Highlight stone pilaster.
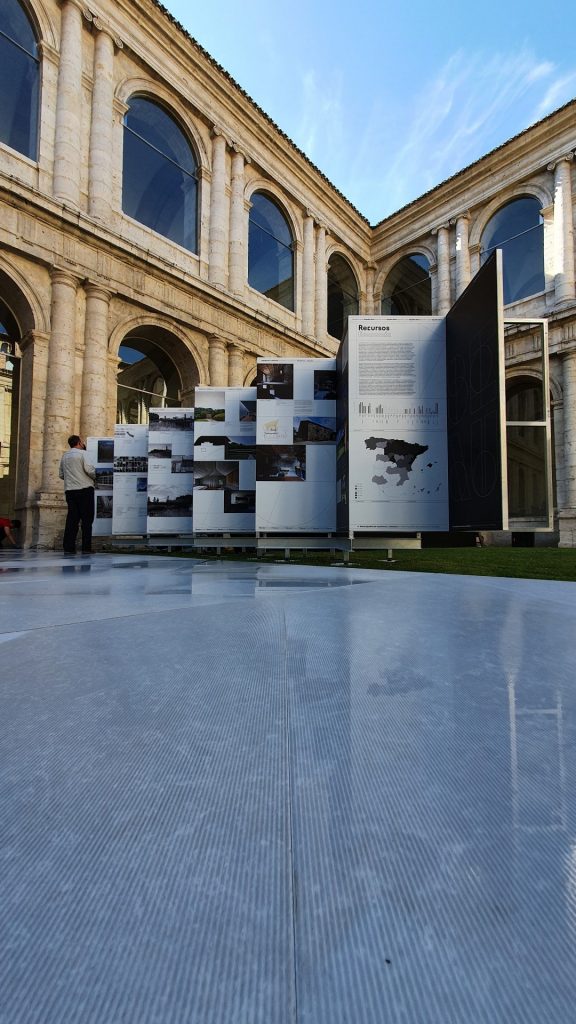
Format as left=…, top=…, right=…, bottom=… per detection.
left=88, top=22, right=121, bottom=221
left=434, top=224, right=451, bottom=315
left=53, top=0, right=85, bottom=206
left=228, top=344, right=244, bottom=387
left=208, top=336, right=228, bottom=387
left=14, top=331, right=50, bottom=545
left=208, top=129, right=229, bottom=287
left=229, top=149, right=247, bottom=297
left=559, top=348, right=576, bottom=546
left=454, top=214, right=471, bottom=298
left=549, top=155, right=575, bottom=306
left=315, top=224, right=327, bottom=342
left=80, top=284, right=111, bottom=437
left=302, top=212, right=315, bottom=336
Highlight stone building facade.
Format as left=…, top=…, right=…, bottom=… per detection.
left=0, top=0, right=575, bottom=546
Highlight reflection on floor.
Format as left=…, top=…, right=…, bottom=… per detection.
left=1, top=552, right=576, bottom=1023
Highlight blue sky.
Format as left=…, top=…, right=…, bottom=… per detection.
left=163, top=0, right=576, bottom=224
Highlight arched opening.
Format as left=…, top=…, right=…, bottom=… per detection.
left=381, top=253, right=431, bottom=315
left=248, top=192, right=294, bottom=310
left=0, top=296, right=21, bottom=516
left=327, top=254, right=359, bottom=340
left=122, top=96, right=198, bottom=251
left=0, top=0, right=40, bottom=160
left=116, top=326, right=200, bottom=424
left=481, top=197, right=544, bottom=304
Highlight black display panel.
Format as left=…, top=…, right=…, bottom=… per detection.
left=336, top=332, right=350, bottom=532
left=445, top=251, right=507, bottom=531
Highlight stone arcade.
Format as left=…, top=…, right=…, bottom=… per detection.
left=1, top=0, right=575, bottom=546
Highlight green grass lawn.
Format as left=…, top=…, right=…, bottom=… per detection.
left=190, top=546, right=576, bottom=582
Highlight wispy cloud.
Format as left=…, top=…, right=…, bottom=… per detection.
left=339, top=49, right=576, bottom=221
left=294, top=69, right=345, bottom=165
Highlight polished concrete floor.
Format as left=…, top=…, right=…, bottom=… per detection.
left=1, top=551, right=576, bottom=1023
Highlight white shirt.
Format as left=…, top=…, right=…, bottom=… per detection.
left=59, top=448, right=96, bottom=490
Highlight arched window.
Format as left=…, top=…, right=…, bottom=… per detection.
left=0, top=0, right=40, bottom=159
left=327, top=254, right=359, bottom=340
left=481, top=197, right=544, bottom=304
left=381, top=254, right=431, bottom=315
left=123, top=97, right=198, bottom=251
left=248, top=193, right=294, bottom=310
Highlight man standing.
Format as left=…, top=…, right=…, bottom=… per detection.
left=59, top=435, right=96, bottom=554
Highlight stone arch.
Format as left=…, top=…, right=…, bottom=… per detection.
left=325, top=246, right=363, bottom=296
left=245, top=179, right=302, bottom=247
left=20, top=0, right=58, bottom=51
left=109, top=314, right=208, bottom=395
left=0, top=256, right=47, bottom=338
left=469, top=184, right=552, bottom=249
left=116, top=76, right=210, bottom=169
left=374, top=245, right=436, bottom=298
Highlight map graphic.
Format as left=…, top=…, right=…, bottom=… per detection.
left=364, top=436, right=430, bottom=486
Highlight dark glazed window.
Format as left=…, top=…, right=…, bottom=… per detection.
left=327, top=254, right=359, bottom=340
left=381, top=254, right=431, bottom=315
left=123, top=97, right=198, bottom=251
left=248, top=193, right=294, bottom=310
left=0, top=0, right=39, bottom=159
left=481, top=197, right=544, bottom=304
left=506, top=377, right=544, bottom=422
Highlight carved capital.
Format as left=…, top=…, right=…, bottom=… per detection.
left=547, top=152, right=575, bottom=173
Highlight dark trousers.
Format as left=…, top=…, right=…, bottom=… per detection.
left=63, top=488, right=95, bottom=553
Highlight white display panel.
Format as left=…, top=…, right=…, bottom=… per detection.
left=346, top=317, right=449, bottom=531
left=147, top=409, right=194, bottom=534
left=256, top=358, right=337, bottom=532
left=86, top=436, right=114, bottom=536
left=112, top=424, right=149, bottom=535
left=193, top=388, right=256, bottom=532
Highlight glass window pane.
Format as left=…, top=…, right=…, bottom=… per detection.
left=507, top=424, right=548, bottom=518
left=250, top=193, right=292, bottom=247
left=327, top=254, right=359, bottom=340
left=123, top=98, right=197, bottom=252
left=381, top=254, right=431, bottom=315
left=2, top=0, right=37, bottom=54
left=125, top=98, right=195, bottom=174
left=506, top=379, right=543, bottom=421
left=0, top=1, right=39, bottom=159
left=481, top=198, right=544, bottom=304
left=248, top=194, right=294, bottom=310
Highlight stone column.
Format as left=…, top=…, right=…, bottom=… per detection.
left=302, top=212, right=315, bottom=336
left=228, top=344, right=244, bottom=387
left=209, top=129, right=229, bottom=287
left=41, top=270, right=79, bottom=493
left=549, top=155, right=575, bottom=305
left=454, top=214, right=471, bottom=298
left=15, top=332, right=50, bottom=536
left=434, top=224, right=451, bottom=315
left=53, top=0, right=84, bottom=206
left=315, top=224, right=327, bottom=342
left=365, top=264, right=377, bottom=315
left=208, top=336, right=228, bottom=387
left=88, top=23, right=120, bottom=221
left=559, top=348, right=576, bottom=546
left=80, top=284, right=111, bottom=437
left=229, top=149, right=247, bottom=297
